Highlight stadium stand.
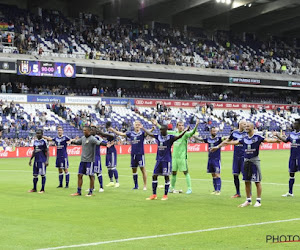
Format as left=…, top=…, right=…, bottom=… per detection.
left=1, top=4, right=300, bottom=75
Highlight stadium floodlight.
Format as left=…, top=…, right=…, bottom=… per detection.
left=221, top=0, right=226, bottom=3
left=216, top=0, right=221, bottom=2
left=226, top=0, right=231, bottom=4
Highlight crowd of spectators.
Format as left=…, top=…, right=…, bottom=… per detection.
left=1, top=4, right=299, bottom=75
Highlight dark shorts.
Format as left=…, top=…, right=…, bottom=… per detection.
left=289, top=158, right=300, bottom=173
left=56, top=158, right=69, bottom=169
left=106, top=152, right=117, bottom=168
left=94, top=157, right=102, bottom=174
left=78, top=162, right=94, bottom=176
left=153, top=161, right=172, bottom=176
left=131, top=154, right=145, bottom=168
left=207, top=159, right=221, bottom=174
left=232, top=157, right=244, bottom=175
left=33, top=162, right=47, bottom=176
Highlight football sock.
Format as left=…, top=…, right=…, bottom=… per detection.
left=256, top=198, right=261, bottom=204
left=234, top=175, right=240, bottom=195
left=41, top=175, right=46, bottom=191
left=152, top=181, right=158, bottom=195
left=65, top=173, right=70, bottom=187
left=289, top=177, right=295, bottom=194
left=213, top=178, right=217, bottom=191
left=216, top=177, right=221, bottom=192
left=33, top=176, right=38, bottom=190
left=114, top=169, right=119, bottom=183
left=108, top=169, right=114, bottom=182
left=59, top=173, right=63, bottom=186
left=247, top=197, right=252, bottom=203
left=133, top=173, right=138, bottom=188
left=171, top=174, right=177, bottom=189
left=164, top=181, right=170, bottom=196
left=98, top=174, right=103, bottom=188
left=77, top=187, right=81, bottom=194
left=185, top=173, right=192, bottom=190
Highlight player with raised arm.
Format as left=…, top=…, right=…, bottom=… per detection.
left=99, top=122, right=120, bottom=188
left=211, top=122, right=280, bottom=207
left=273, top=119, right=300, bottom=197
left=152, top=118, right=200, bottom=194
left=194, top=127, right=224, bottom=195
left=142, top=124, right=189, bottom=201
left=70, top=126, right=109, bottom=197
left=28, top=129, right=49, bottom=193
left=43, top=126, right=71, bottom=188
left=108, top=120, right=149, bottom=190
left=224, top=120, right=247, bottom=198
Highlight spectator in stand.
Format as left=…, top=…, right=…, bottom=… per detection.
left=99, top=87, right=104, bottom=97
left=117, top=88, right=122, bottom=98
left=92, top=86, right=98, bottom=96
left=1, top=83, right=6, bottom=93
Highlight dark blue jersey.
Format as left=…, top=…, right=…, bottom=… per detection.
left=53, top=136, right=70, bottom=159
left=33, top=139, right=48, bottom=162
left=204, top=137, right=223, bottom=160
left=154, top=134, right=175, bottom=162
left=287, top=132, right=300, bottom=159
left=228, top=130, right=247, bottom=158
left=126, top=130, right=145, bottom=155
left=239, top=134, right=265, bottom=159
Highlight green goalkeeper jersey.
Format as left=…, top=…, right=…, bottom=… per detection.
left=167, top=126, right=197, bottom=159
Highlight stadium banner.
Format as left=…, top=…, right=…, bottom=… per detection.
left=65, top=96, right=101, bottom=104
left=27, top=95, right=65, bottom=103
left=229, top=77, right=261, bottom=85
left=0, top=143, right=291, bottom=158
left=0, top=93, right=27, bottom=102
left=288, top=81, right=300, bottom=87
left=134, top=99, right=295, bottom=110
left=102, top=98, right=135, bottom=105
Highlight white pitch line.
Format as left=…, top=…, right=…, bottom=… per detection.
left=0, top=169, right=298, bottom=187
left=37, top=218, right=300, bottom=250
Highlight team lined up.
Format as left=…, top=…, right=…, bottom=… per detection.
left=28, top=119, right=300, bottom=205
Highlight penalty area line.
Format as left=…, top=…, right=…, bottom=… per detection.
left=37, top=218, right=300, bottom=250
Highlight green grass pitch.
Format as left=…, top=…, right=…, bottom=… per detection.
left=1, top=150, right=300, bottom=249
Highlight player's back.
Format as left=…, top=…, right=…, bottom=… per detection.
left=94, top=135, right=102, bottom=159
left=106, top=133, right=117, bottom=155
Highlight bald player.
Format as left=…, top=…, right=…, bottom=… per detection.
left=224, top=120, right=247, bottom=198
left=211, top=122, right=280, bottom=207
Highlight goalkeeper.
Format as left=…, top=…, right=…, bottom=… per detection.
left=151, top=118, right=200, bottom=194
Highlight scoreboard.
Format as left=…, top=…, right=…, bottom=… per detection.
left=17, top=60, right=76, bottom=78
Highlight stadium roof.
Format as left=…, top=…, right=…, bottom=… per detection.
left=98, top=0, right=300, bottom=37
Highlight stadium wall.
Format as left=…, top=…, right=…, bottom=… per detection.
left=0, top=93, right=298, bottom=110
left=0, top=143, right=291, bottom=159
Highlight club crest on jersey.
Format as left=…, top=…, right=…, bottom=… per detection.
left=247, top=144, right=251, bottom=150
left=210, top=143, right=214, bottom=148
left=134, top=137, right=137, bottom=140
left=293, top=139, right=296, bottom=144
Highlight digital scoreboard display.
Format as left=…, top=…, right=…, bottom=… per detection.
left=17, top=60, right=76, bottom=78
